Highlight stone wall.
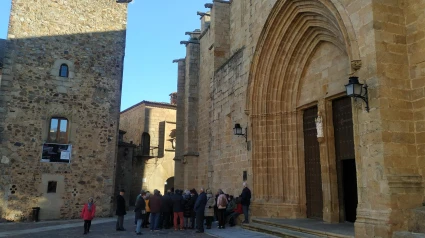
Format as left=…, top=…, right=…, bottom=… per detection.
left=0, top=0, right=128, bottom=221
left=119, top=102, right=176, bottom=196
left=175, top=0, right=425, bottom=237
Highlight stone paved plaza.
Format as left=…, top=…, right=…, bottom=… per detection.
left=0, top=214, right=275, bottom=238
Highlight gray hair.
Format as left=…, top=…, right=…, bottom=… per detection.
left=243, top=182, right=247, bottom=187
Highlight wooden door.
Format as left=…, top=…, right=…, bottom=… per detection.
left=303, top=106, right=323, bottom=219
left=333, top=97, right=358, bottom=222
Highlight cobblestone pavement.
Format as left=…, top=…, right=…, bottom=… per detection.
left=0, top=215, right=274, bottom=238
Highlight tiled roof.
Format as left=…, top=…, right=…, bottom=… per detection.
left=121, top=100, right=176, bottom=114
left=0, top=39, right=6, bottom=69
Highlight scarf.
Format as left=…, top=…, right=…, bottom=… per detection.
left=88, top=202, right=93, bottom=211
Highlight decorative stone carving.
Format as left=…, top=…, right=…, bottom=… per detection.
left=315, top=113, right=324, bottom=138
left=351, top=60, right=362, bottom=71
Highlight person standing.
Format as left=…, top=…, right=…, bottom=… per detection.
left=194, top=187, right=207, bottom=233
left=216, top=190, right=228, bottom=229
left=142, top=193, right=151, bottom=228
left=116, top=189, right=126, bottom=231
left=189, top=189, right=198, bottom=229
left=240, top=182, right=252, bottom=223
left=135, top=192, right=147, bottom=235
left=204, top=189, right=215, bottom=229
left=134, top=190, right=144, bottom=225
left=172, top=189, right=184, bottom=231
left=81, top=197, right=96, bottom=235
left=149, top=189, right=162, bottom=231
left=161, top=190, right=173, bottom=229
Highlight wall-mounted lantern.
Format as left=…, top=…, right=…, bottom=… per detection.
left=345, top=76, right=369, bottom=112
left=233, top=123, right=247, bottom=142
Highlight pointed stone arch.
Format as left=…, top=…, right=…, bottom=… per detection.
left=246, top=0, right=360, bottom=219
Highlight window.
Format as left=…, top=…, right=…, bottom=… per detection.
left=48, top=117, right=69, bottom=144
left=141, top=132, right=150, bottom=156
left=59, top=64, right=69, bottom=77
left=47, top=181, right=57, bottom=193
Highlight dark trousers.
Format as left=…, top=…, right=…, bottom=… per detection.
left=142, top=212, right=150, bottom=227
left=196, top=211, right=205, bottom=232
left=162, top=212, right=171, bottom=229
left=217, top=209, right=226, bottom=228
left=229, top=212, right=240, bottom=226
left=116, top=215, right=124, bottom=230
left=243, top=205, right=249, bottom=222
left=190, top=214, right=196, bottom=229
left=84, top=220, right=92, bottom=233
left=205, top=216, right=213, bottom=228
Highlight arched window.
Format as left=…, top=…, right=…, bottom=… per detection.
left=141, top=132, right=150, bottom=156
left=48, top=117, right=69, bottom=144
left=59, top=64, right=69, bottom=77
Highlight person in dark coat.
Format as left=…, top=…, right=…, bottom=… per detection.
left=172, top=189, right=184, bottom=230
left=135, top=192, right=147, bottom=235
left=240, top=182, right=252, bottom=223
left=194, top=187, right=207, bottom=233
left=189, top=189, right=198, bottom=229
left=182, top=190, right=192, bottom=229
left=115, top=189, right=126, bottom=231
left=160, top=190, right=173, bottom=229
left=149, top=189, right=162, bottom=231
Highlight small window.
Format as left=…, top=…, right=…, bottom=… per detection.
left=141, top=132, right=150, bottom=156
left=47, top=181, right=57, bottom=193
left=59, top=64, right=69, bottom=77
left=48, top=117, right=69, bottom=144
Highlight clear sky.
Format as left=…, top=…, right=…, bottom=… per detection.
left=0, top=0, right=207, bottom=111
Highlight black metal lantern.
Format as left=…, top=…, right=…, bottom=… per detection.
left=345, top=76, right=369, bottom=112
left=233, top=123, right=247, bottom=141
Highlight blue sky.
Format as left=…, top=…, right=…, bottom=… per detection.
left=0, top=0, right=206, bottom=111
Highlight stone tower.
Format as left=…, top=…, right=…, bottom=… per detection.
left=0, top=0, right=130, bottom=221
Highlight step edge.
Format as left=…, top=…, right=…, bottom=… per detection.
left=242, top=223, right=317, bottom=238
left=252, top=219, right=353, bottom=238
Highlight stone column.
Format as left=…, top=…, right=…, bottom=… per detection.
left=173, top=58, right=185, bottom=188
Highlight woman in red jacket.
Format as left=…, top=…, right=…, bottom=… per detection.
left=81, top=197, right=96, bottom=235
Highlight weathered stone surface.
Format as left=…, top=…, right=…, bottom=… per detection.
left=119, top=101, right=176, bottom=198
left=0, top=0, right=128, bottom=221
left=175, top=0, right=425, bottom=237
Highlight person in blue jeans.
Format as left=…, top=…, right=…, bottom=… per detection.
left=134, top=192, right=146, bottom=235
left=148, top=189, right=162, bottom=231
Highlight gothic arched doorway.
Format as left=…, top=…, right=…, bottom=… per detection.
left=246, top=0, right=361, bottom=223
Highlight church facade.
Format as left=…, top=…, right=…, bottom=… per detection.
left=174, top=0, right=425, bottom=237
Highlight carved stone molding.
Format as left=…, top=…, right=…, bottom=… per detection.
left=351, top=60, right=362, bottom=71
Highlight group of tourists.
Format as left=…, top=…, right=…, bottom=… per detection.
left=79, top=182, right=251, bottom=235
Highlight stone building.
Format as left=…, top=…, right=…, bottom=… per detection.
left=0, top=0, right=130, bottom=221
left=0, top=39, right=5, bottom=81
left=119, top=99, right=176, bottom=205
left=175, top=0, right=425, bottom=237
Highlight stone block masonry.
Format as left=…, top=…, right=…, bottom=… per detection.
left=0, top=0, right=129, bottom=221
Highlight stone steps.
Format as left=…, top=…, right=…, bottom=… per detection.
left=242, top=218, right=353, bottom=238
left=242, top=222, right=320, bottom=238
left=393, top=231, right=425, bottom=238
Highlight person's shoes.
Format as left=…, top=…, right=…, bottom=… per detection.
left=83, top=232, right=87, bottom=235
left=116, top=228, right=126, bottom=231
left=218, top=226, right=222, bottom=229
left=242, top=221, right=249, bottom=224
left=150, top=230, right=154, bottom=232
left=195, top=230, right=204, bottom=233
left=222, top=226, right=225, bottom=229
left=136, top=232, right=142, bottom=235
left=206, top=226, right=211, bottom=229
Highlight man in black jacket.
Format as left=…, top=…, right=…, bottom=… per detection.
left=116, top=189, right=127, bottom=231
left=160, top=190, right=173, bottom=229
left=194, top=187, right=207, bottom=233
left=240, top=182, right=251, bottom=223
